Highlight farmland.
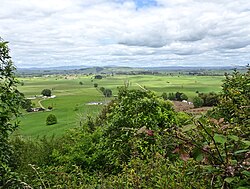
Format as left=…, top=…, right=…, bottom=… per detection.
left=15, top=73, right=224, bottom=138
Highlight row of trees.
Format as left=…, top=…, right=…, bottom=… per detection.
left=161, top=91, right=188, bottom=101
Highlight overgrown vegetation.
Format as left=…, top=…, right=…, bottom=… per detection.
left=0, top=38, right=24, bottom=187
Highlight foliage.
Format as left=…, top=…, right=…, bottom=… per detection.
left=98, top=87, right=183, bottom=172
left=103, top=88, right=112, bottom=97
left=198, top=92, right=219, bottom=106
left=174, top=116, right=250, bottom=188
left=46, top=114, right=57, bottom=125
left=168, top=92, right=175, bottom=100
left=0, top=38, right=24, bottom=187
left=41, top=88, right=51, bottom=97
left=215, top=69, right=250, bottom=126
left=180, top=93, right=188, bottom=101
left=161, top=92, right=168, bottom=100
left=99, top=86, right=105, bottom=92
left=21, top=98, right=32, bottom=111
left=162, top=92, right=188, bottom=101
left=173, top=70, right=250, bottom=188
left=193, top=96, right=204, bottom=108
left=93, top=83, right=98, bottom=87
left=79, top=81, right=83, bottom=85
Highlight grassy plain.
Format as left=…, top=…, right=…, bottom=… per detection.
left=15, top=74, right=224, bottom=137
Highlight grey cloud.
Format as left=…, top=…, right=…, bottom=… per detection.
left=1, top=0, right=250, bottom=68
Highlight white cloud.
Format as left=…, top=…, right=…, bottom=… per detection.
left=0, top=0, right=250, bottom=68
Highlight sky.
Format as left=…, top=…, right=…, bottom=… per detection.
left=0, top=0, right=250, bottom=68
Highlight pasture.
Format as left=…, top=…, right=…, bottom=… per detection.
left=15, top=74, right=224, bottom=137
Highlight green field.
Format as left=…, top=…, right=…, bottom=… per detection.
left=15, top=74, right=224, bottom=137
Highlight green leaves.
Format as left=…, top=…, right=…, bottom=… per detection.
left=213, top=134, right=227, bottom=145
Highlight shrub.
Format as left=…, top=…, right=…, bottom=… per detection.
left=193, top=96, right=204, bottom=108
left=94, top=83, right=98, bottom=88
left=46, top=114, right=57, bottom=125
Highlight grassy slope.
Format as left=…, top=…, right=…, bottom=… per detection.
left=15, top=74, right=223, bottom=137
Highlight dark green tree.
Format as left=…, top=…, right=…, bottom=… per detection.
left=103, top=88, right=112, bottom=97
left=99, top=87, right=105, bottom=92
left=180, top=93, right=188, bottom=101
left=0, top=38, right=24, bottom=187
left=41, top=89, right=52, bottom=97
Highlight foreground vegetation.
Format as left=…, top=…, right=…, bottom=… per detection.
left=1, top=38, right=249, bottom=188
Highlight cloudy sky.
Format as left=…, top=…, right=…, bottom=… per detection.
left=1, top=0, right=250, bottom=68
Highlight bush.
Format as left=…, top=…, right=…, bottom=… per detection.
left=46, top=114, right=57, bottom=125
left=48, top=106, right=53, bottom=110
left=93, top=83, right=98, bottom=88
left=41, top=89, right=52, bottom=97
left=193, top=96, right=204, bottom=108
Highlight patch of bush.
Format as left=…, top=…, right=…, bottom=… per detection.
left=193, top=96, right=204, bottom=108
left=46, top=114, right=57, bottom=125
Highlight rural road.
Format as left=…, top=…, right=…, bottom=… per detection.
left=136, top=83, right=147, bottom=91
left=38, top=99, right=46, bottom=109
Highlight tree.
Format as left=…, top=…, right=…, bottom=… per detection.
left=168, top=92, right=175, bottom=100
left=103, top=88, right=112, bottom=97
left=46, top=114, right=57, bottom=125
left=0, top=38, right=24, bottom=186
left=198, top=92, right=219, bottom=106
left=21, top=98, right=32, bottom=111
left=99, top=88, right=181, bottom=171
left=94, top=83, right=98, bottom=88
left=175, top=92, right=183, bottom=101
left=216, top=69, right=250, bottom=126
left=180, top=93, right=188, bottom=101
left=79, top=81, right=83, bottom=85
left=99, top=87, right=105, bottom=92
left=94, top=75, right=102, bottom=79
left=41, top=89, right=52, bottom=97
left=193, top=96, right=204, bottom=108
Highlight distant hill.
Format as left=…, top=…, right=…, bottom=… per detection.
left=16, top=65, right=247, bottom=76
